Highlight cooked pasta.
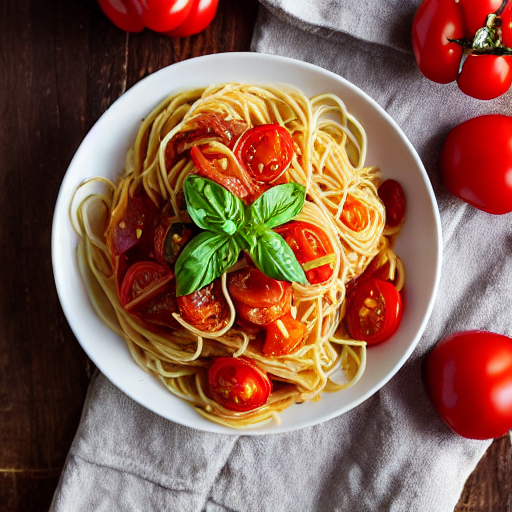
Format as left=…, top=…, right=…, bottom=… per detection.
left=72, top=83, right=405, bottom=428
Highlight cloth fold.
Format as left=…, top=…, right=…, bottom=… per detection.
left=51, top=1, right=512, bottom=511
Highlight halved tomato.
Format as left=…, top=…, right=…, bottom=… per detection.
left=263, top=313, right=308, bottom=357
left=208, top=356, right=272, bottom=412
left=345, top=277, right=402, bottom=345
left=177, top=279, right=229, bottom=332
left=235, top=124, right=295, bottom=183
left=341, top=195, right=368, bottom=232
left=228, top=266, right=292, bottom=326
left=275, top=221, right=335, bottom=284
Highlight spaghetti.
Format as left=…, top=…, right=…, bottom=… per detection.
left=72, top=83, right=405, bottom=428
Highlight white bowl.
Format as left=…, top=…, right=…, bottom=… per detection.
left=52, top=53, right=442, bottom=434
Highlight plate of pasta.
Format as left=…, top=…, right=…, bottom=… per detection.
left=52, top=53, right=442, bottom=434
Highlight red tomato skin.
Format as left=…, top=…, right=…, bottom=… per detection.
left=345, top=278, right=403, bottom=346
left=166, top=0, right=219, bottom=37
left=208, top=357, right=272, bottom=412
left=440, top=115, right=512, bottom=215
left=275, top=221, right=335, bottom=284
left=97, top=0, right=145, bottom=32
left=424, top=330, right=512, bottom=439
left=235, top=124, right=295, bottom=183
left=412, top=0, right=465, bottom=84
left=459, top=0, right=503, bottom=38
left=378, top=179, right=406, bottom=228
left=134, top=0, right=194, bottom=33
left=263, top=313, right=308, bottom=357
left=457, top=54, right=512, bottom=100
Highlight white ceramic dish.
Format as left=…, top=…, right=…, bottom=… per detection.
left=52, top=52, right=442, bottom=434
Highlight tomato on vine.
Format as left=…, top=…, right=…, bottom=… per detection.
left=412, top=0, right=512, bottom=100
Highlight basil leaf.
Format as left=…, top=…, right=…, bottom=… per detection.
left=175, top=231, right=240, bottom=296
left=184, top=175, right=245, bottom=236
left=249, top=183, right=305, bottom=229
left=248, top=228, right=307, bottom=285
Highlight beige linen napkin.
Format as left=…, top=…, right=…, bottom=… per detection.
left=51, top=1, right=512, bottom=511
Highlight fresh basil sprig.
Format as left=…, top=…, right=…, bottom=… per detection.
left=175, top=175, right=307, bottom=296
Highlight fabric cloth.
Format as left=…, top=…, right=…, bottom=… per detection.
left=51, top=1, right=512, bottom=511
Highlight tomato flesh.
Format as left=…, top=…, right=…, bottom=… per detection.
left=235, top=124, right=295, bottom=183
left=424, top=330, right=512, bottom=439
left=378, top=179, right=406, bottom=228
left=177, top=279, right=229, bottom=332
left=208, top=357, right=272, bottom=412
left=345, top=277, right=402, bottom=345
left=263, top=313, right=308, bottom=357
left=440, top=115, right=512, bottom=215
left=341, top=196, right=368, bottom=232
left=275, top=221, right=335, bottom=284
left=228, top=266, right=292, bottom=326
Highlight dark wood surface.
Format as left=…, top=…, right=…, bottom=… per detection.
left=0, top=1, right=509, bottom=511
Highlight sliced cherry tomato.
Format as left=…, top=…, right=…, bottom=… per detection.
left=208, top=357, right=272, bottom=412
left=119, top=261, right=174, bottom=310
left=154, top=213, right=195, bottom=268
left=440, top=115, right=512, bottom=214
left=457, top=54, right=512, bottom=100
left=165, top=114, right=247, bottom=169
left=228, top=266, right=292, bottom=326
left=424, top=330, right=512, bottom=439
left=235, top=124, right=295, bottom=183
left=275, top=221, right=335, bottom=285
left=109, top=187, right=159, bottom=257
left=166, top=0, right=219, bottom=37
left=341, top=195, right=368, bottom=232
left=345, top=277, right=402, bottom=346
left=412, top=0, right=465, bottom=84
left=263, top=313, right=308, bottom=357
left=190, top=145, right=255, bottom=201
left=378, top=179, right=406, bottom=228
left=177, top=279, right=229, bottom=332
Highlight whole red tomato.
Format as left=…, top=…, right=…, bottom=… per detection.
left=424, top=330, right=512, bottom=439
left=457, top=54, right=512, bottom=100
left=166, top=0, right=219, bottom=37
left=440, top=115, right=512, bottom=214
left=412, top=0, right=465, bottom=84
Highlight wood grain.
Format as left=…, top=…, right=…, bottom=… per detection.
left=0, top=0, right=509, bottom=511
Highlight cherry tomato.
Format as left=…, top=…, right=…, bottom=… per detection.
left=119, top=261, right=174, bottom=309
left=345, top=277, right=402, bottom=345
left=424, top=330, right=512, bottom=439
left=154, top=214, right=195, bottom=267
left=440, top=115, right=512, bottom=214
left=97, top=0, right=145, bottom=32
left=190, top=145, right=254, bottom=201
left=457, top=54, right=512, bottom=100
left=378, top=179, right=406, bottom=228
left=412, top=0, right=465, bottom=84
left=166, top=0, right=219, bottom=37
left=228, top=266, right=292, bottom=326
left=235, top=124, right=295, bottom=183
left=275, top=221, right=335, bottom=284
left=263, top=313, right=308, bottom=357
left=459, top=0, right=508, bottom=40
left=341, top=196, right=368, bottom=232
left=208, top=357, right=273, bottom=412
left=109, top=187, right=159, bottom=257
left=177, top=279, right=229, bottom=332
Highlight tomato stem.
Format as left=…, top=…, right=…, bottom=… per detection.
left=496, top=0, right=509, bottom=17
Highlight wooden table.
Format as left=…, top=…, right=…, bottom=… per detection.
left=0, top=1, right=510, bottom=510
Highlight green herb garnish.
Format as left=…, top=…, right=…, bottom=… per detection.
left=175, top=175, right=307, bottom=296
